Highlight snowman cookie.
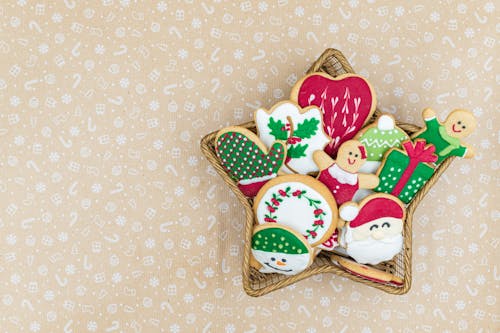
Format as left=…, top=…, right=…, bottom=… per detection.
left=338, top=193, right=405, bottom=265
left=251, top=224, right=314, bottom=275
left=215, top=126, right=287, bottom=197
left=412, top=108, right=477, bottom=164
left=253, top=174, right=338, bottom=246
left=331, top=254, right=403, bottom=286
left=354, top=114, right=409, bottom=173
left=255, top=100, right=331, bottom=174
left=314, top=140, right=379, bottom=206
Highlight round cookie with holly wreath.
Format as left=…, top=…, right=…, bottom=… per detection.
left=253, top=174, right=338, bottom=246
left=250, top=224, right=314, bottom=275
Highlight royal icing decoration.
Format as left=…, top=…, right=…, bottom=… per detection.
left=331, top=254, right=403, bottom=286
left=314, top=140, right=379, bottom=206
left=355, top=114, right=409, bottom=173
left=316, top=229, right=339, bottom=251
left=412, top=108, right=477, bottom=164
left=251, top=224, right=313, bottom=275
left=375, top=140, right=437, bottom=204
left=255, top=101, right=331, bottom=174
left=253, top=175, right=337, bottom=246
left=215, top=126, right=286, bottom=197
left=291, top=72, right=376, bottom=157
left=338, top=194, right=405, bottom=265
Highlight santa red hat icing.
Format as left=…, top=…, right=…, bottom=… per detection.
left=349, top=197, right=404, bottom=228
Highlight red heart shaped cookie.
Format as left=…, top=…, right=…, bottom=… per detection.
left=291, top=73, right=376, bottom=157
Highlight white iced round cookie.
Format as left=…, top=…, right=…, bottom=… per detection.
left=251, top=224, right=313, bottom=275
left=253, top=174, right=338, bottom=246
left=255, top=100, right=331, bottom=174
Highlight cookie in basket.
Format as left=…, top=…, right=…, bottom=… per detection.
left=255, top=100, right=331, bottom=174
left=313, top=140, right=379, bottom=206
left=338, top=193, right=405, bottom=265
left=374, top=139, right=437, bottom=204
left=215, top=126, right=286, bottom=197
left=355, top=114, right=409, bottom=173
left=412, top=108, right=477, bottom=164
left=290, top=72, right=377, bottom=157
left=250, top=224, right=314, bottom=275
left=331, top=254, right=403, bottom=286
left=253, top=174, right=337, bottom=247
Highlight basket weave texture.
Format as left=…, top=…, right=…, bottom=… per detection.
left=200, top=49, right=454, bottom=296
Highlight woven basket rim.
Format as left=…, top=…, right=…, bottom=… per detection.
left=200, top=48, right=454, bottom=296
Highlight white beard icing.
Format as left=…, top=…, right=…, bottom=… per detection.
left=343, top=226, right=403, bottom=265
left=328, top=163, right=357, bottom=185
left=252, top=249, right=310, bottom=275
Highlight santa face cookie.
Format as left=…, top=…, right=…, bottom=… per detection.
left=291, top=72, right=377, bottom=157
left=251, top=224, right=313, bottom=275
left=255, top=100, right=331, bottom=174
left=313, top=140, right=379, bottom=206
left=215, top=126, right=286, bottom=197
left=338, top=193, right=405, bottom=265
left=354, top=114, right=409, bottom=173
left=253, top=174, right=338, bottom=247
left=412, top=108, right=477, bottom=164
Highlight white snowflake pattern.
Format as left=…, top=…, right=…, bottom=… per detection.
left=393, top=87, right=404, bottom=97
left=183, top=293, right=194, bottom=303
left=203, top=267, right=214, bottom=278
left=69, top=126, right=80, bottom=136
left=38, top=44, right=49, bottom=54
left=10, top=95, right=20, bottom=107
left=258, top=1, right=268, bottom=12
left=49, top=152, right=60, bottom=162
left=10, top=273, right=21, bottom=285
left=111, top=272, right=122, bottom=283
left=116, top=134, right=127, bottom=145
left=191, top=18, right=201, bottom=29
left=328, top=23, right=339, bottom=33
left=394, top=6, right=405, bottom=16
left=91, top=183, right=102, bottom=193
left=170, top=324, right=180, bottom=333
left=94, top=44, right=105, bottom=55
left=30, top=321, right=41, bottom=332
left=348, top=0, right=359, bottom=8
left=149, top=276, right=160, bottom=287
left=51, top=12, right=63, bottom=23
left=464, top=28, right=475, bottom=38
left=178, top=49, right=188, bottom=59
left=174, top=186, right=184, bottom=196
left=153, top=140, right=164, bottom=150
left=484, top=2, right=494, bottom=13
left=61, top=94, right=72, bottom=104
left=430, top=11, right=440, bottom=22
left=6, top=234, right=17, bottom=245
left=233, top=49, right=244, bottom=60
left=14, top=136, right=25, bottom=145
left=57, top=232, right=68, bottom=242
left=115, top=216, right=126, bottom=226
left=35, top=182, right=47, bottom=193
left=257, top=82, right=268, bottom=93
left=187, top=156, right=198, bottom=166
left=196, top=235, right=206, bottom=246
left=119, top=78, right=130, bottom=88
left=157, top=1, right=168, bottom=12
left=200, top=98, right=211, bottom=109
left=87, top=321, right=98, bottom=332
left=149, top=100, right=160, bottom=111
left=295, top=6, right=304, bottom=17
left=475, top=274, right=485, bottom=285
left=145, top=238, right=156, bottom=249
left=451, top=58, right=461, bottom=68
left=65, top=264, right=76, bottom=275
left=370, top=54, right=380, bottom=64
left=225, top=324, right=236, bottom=333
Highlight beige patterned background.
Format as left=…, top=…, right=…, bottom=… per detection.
left=0, top=1, right=498, bottom=332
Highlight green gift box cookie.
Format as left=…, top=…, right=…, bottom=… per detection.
left=375, top=140, right=437, bottom=204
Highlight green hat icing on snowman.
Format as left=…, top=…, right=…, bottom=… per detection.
left=358, top=115, right=409, bottom=161
left=252, top=227, right=308, bottom=254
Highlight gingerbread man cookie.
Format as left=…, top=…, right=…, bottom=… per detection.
left=314, top=140, right=379, bottom=206
left=255, top=100, right=331, bottom=174
left=338, top=193, right=405, bottom=265
left=412, top=108, right=477, bottom=164
left=215, top=126, right=286, bottom=197
left=250, top=224, right=313, bottom=275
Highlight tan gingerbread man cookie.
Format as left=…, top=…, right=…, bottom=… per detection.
left=313, top=140, right=379, bottom=206
left=412, top=108, right=477, bottom=164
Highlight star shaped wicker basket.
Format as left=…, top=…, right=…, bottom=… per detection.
left=201, top=49, right=454, bottom=296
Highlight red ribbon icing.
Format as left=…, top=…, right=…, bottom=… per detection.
left=391, top=140, right=437, bottom=196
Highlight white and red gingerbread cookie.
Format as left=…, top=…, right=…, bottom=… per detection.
left=338, top=193, right=405, bottom=265
left=255, top=100, right=331, bottom=174
left=291, top=72, right=377, bottom=157
left=313, top=140, right=379, bottom=206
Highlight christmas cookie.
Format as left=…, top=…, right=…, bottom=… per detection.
left=254, top=174, right=338, bottom=247
left=215, top=126, right=286, bottom=197
left=314, top=140, right=379, bottom=206
left=374, top=139, right=437, bottom=204
left=290, top=72, right=377, bottom=157
left=412, top=108, right=477, bottom=164
left=331, top=254, right=403, bottom=286
left=255, top=100, right=331, bottom=174
left=316, top=229, right=339, bottom=252
left=338, top=193, right=405, bottom=265
left=251, top=224, right=313, bottom=275
left=354, top=114, right=409, bottom=173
